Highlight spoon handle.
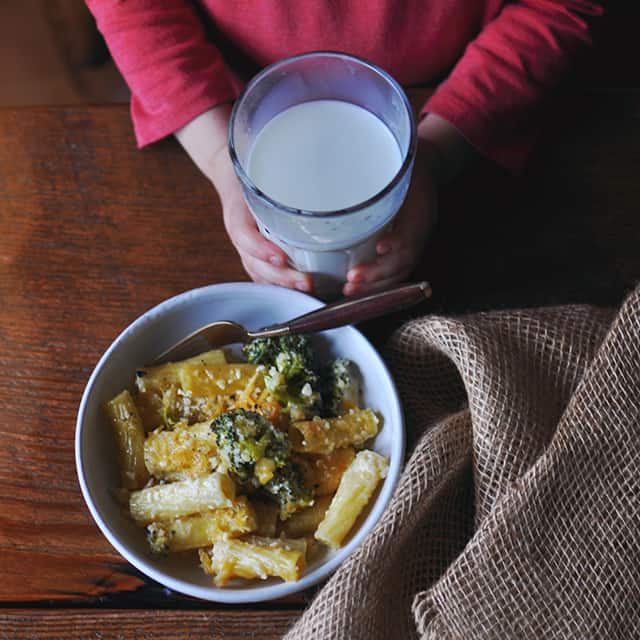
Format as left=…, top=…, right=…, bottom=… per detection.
left=255, top=281, right=431, bottom=338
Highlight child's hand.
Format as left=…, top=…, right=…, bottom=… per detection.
left=342, top=114, right=473, bottom=296
left=342, top=158, right=437, bottom=296
left=177, top=108, right=468, bottom=298
left=175, top=105, right=313, bottom=292
left=220, top=176, right=313, bottom=292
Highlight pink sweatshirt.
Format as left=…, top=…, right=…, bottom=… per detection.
left=87, top=0, right=602, bottom=172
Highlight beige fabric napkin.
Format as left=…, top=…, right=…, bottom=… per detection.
left=285, top=285, right=640, bottom=639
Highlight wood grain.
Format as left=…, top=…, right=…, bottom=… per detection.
left=0, top=105, right=246, bottom=605
left=0, top=609, right=300, bottom=640
left=1, top=90, right=640, bottom=622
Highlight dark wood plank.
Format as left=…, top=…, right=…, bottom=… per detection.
left=2, top=551, right=143, bottom=601
left=0, top=105, right=242, bottom=605
left=0, top=609, right=300, bottom=639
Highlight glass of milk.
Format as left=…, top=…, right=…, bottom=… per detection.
left=229, top=51, right=416, bottom=295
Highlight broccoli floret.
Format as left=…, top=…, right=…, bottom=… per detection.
left=265, top=463, right=313, bottom=519
left=321, top=358, right=360, bottom=417
left=210, top=409, right=313, bottom=517
left=243, top=334, right=314, bottom=368
left=210, top=409, right=290, bottom=482
left=241, top=337, right=276, bottom=365
left=243, top=335, right=321, bottom=417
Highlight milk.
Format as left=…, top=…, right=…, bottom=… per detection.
left=247, top=100, right=402, bottom=212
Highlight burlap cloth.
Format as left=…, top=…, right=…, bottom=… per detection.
left=285, top=285, right=640, bottom=639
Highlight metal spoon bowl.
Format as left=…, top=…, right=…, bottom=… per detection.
left=150, top=281, right=431, bottom=365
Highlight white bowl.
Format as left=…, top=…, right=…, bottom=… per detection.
left=75, top=283, right=404, bottom=603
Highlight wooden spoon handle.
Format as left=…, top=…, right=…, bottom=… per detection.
left=260, top=281, right=431, bottom=336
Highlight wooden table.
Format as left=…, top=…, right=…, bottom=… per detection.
left=1, top=89, right=639, bottom=639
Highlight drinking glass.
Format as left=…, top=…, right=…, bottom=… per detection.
left=229, top=51, right=416, bottom=295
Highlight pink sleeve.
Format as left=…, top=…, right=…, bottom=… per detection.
left=86, top=0, right=239, bottom=147
left=423, top=0, right=603, bottom=173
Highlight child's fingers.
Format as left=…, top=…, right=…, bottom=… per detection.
left=342, top=268, right=414, bottom=296
left=375, top=234, right=398, bottom=257
left=225, top=200, right=313, bottom=292
left=224, top=202, right=288, bottom=267
left=374, top=223, right=413, bottom=257
left=241, top=254, right=313, bottom=292
left=343, top=168, right=436, bottom=297
left=347, top=246, right=415, bottom=285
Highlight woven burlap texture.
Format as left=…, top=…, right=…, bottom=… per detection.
left=285, top=285, right=640, bottom=639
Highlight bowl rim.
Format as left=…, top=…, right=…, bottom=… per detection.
left=75, top=282, right=405, bottom=603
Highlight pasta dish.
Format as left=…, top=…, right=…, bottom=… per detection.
left=105, top=335, right=388, bottom=586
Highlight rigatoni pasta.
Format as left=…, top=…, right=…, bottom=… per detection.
left=143, top=420, right=218, bottom=481
left=297, top=447, right=356, bottom=496
left=289, top=409, right=379, bottom=454
left=315, top=450, right=389, bottom=549
left=146, top=497, right=256, bottom=553
left=129, top=472, right=235, bottom=525
left=281, top=495, right=333, bottom=538
left=250, top=499, right=280, bottom=538
left=135, top=353, right=265, bottom=428
left=106, top=338, right=389, bottom=586
left=105, top=390, right=149, bottom=490
left=200, top=535, right=307, bottom=585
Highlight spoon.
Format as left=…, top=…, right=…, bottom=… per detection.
left=150, top=281, right=431, bottom=365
